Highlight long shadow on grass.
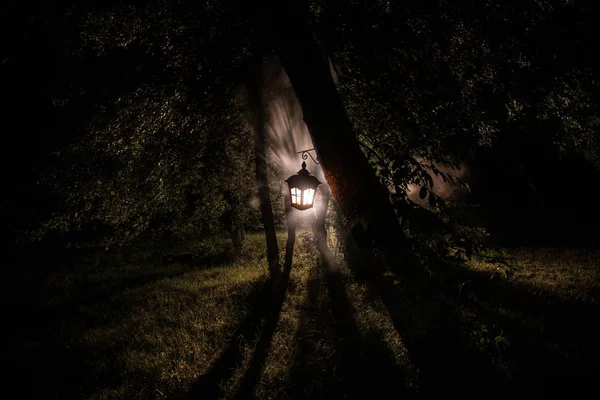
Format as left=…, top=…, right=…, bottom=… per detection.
left=191, top=212, right=299, bottom=400
left=365, top=265, right=510, bottom=396
left=342, top=243, right=509, bottom=396
left=12, top=249, right=237, bottom=399
left=450, top=266, right=599, bottom=343
left=232, top=264, right=292, bottom=399
left=189, top=265, right=292, bottom=399
left=441, top=265, right=600, bottom=395
left=355, top=254, right=600, bottom=396
left=40, top=248, right=237, bottom=323
left=324, top=267, right=413, bottom=398
left=286, top=264, right=350, bottom=398
left=294, top=239, right=414, bottom=398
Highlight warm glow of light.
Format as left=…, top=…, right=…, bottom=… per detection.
left=291, top=187, right=301, bottom=205
left=302, top=189, right=315, bottom=206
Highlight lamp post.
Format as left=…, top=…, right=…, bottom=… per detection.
left=285, top=149, right=321, bottom=210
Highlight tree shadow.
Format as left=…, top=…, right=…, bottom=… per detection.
left=450, top=265, right=599, bottom=337
left=189, top=263, right=292, bottom=399
left=191, top=195, right=298, bottom=399
left=35, top=248, right=237, bottom=325
left=338, top=231, right=509, bottom=396
left=305, top=235, right=413, bottom=398
left=323, top=266, right=413, bottom=399
left=285, top=264, right=335, bottom=398
left=351, top=254, right=600, bottom=396
left=13, top=279, right=251, bottom=400
left=232, top=263, right=292, bottom=399
left=442, top=265, right=600, bottom=394
left=368, top=270, right=509, bottom=396
left=11, top=248, right=240, bottom=399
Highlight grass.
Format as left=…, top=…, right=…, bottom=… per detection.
left=10, top=231, right=600, bottom=398
left=449, top=247, right=600, bottom=388
left=468, top=248, right=600, bottom=304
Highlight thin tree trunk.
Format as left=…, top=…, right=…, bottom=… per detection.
left=284, top=192, right=297, bottom=271
left=221, top=191, right=244, bottom=257
left=228, top=225, right=243, bottom=256
left=263, top=2, right=416, bottom=274
left=248, top=54, right=280, bottom=274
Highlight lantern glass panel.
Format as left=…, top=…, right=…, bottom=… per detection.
left=302, top=188, right=315, bottom=206
left=291, top=187, right=301, bottom=205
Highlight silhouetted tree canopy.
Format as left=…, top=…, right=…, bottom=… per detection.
left=6, top=0, right=600, bottom=253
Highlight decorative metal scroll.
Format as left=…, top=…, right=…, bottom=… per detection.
left=298, top=148, right=320, bottom=165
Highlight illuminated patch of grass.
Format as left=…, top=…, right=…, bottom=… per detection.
left=468, top=248, right=600, bottom=304
left=451, top=248, right=600, bottom=384
left=15, top=233, right=600, bottom=398
left=19, top=235, right=271, bottom=399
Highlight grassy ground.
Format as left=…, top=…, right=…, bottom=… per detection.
left=9, top=231, right=600, bottom=399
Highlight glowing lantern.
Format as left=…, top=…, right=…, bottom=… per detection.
left=286, top=161, right=321, bottom=210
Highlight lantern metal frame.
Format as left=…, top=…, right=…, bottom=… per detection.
left=285, top=149, right=321, bottom=210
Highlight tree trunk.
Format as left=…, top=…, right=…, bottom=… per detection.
left=248, top=54, right=280, bottom=274
left=228, top=224, right=244, bottom=256
left=313, top=184, right=340, bottom=275
left=313, top=184, right=330, bottom=256
left=221, top=191, right=244, bottom=257
left=264, top=2, right=416, bottom=273
left=284, top=193, right=297, bottom=271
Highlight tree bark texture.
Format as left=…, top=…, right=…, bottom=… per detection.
left=263, top=1, right=415, bottom=273
left=248, top=55, right=280, bottom=273
left=313, top=184, right=331, bottom=261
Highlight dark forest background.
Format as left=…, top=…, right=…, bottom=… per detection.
left=3, top=0, right=600, bottom=256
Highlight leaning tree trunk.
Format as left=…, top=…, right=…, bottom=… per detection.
left=262, top=1, right=416, bottom=273
left=248, top=54, right=280, bottom=274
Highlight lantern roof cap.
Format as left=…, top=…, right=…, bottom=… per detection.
left=285, top=161, right=321, bottom=187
